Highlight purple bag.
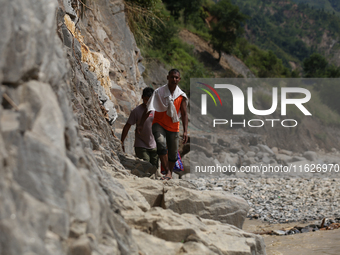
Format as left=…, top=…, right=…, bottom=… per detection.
left=161, top=151, right=184, bottom=174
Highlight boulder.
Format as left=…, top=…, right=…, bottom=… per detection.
left=279, top=149, right=293, bottom=156
left=119, top=153, right=157, bottom=177
left=163, top=186, right=249, bottom=229
left=117, top=177, right=164, bottom=208
left=218, top=151, right=240, bottom=165
left=275, top=154, right=293, bottom=165
left=132, top=229, right=183, bottom=255
left=303, top=151, right=318, bottom=161
left=132, top=229, right=217, bottom=255
left=291, top=156, right=307, bottom=162
left=271, top=147, right=279, bottom=154
left=246, top=151, right=256, bottom=158
left=117, top=177, right=198, bottom=209
left=126, top=207, right=266, bottom=255
left=262, top=156, right=271, bottom=164
left=258, top=145, right=275, bottom=155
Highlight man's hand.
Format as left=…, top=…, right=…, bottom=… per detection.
left=182, top=132, right=188, bottom=144
left=136, top=125, right=143, bottom=134
left=121, top=140, right=125, bottom=152
left=180, top=98, right=188, bottom=144
left=121, top=123, right=131, bottom=153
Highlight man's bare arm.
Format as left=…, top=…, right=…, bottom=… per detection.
left=121, top=123, right=131, bottom=152
left=180, top=98, right=188, bottom=144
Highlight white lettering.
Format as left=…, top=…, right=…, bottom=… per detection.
left=281, top=87, right=312, bottom=116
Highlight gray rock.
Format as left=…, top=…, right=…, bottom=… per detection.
left=291, top=156, right=307, bottom=162
left=275, top=154, right=293, bottom=164
left=262, top=156, right=271, bottom=164
left=163, top=186, right=249, bottom=228
left=143, top=60, right=168, bottom=87
left=258, top=144, right=275, bottom=155
left=222, top=54, right=256, bottom=78
left=272, top=230, right=286, bottom=236
left=119, top=153, right=157, bottom=177
left=125, top=207, right=266, bottom=255
left=249, top=146, right=260, bottom=153
left=279, top=149, right=293, bottom=156
left=131, top=229, right=183, bottom=255
left=103, top=100, right=118, bottom=124
left=138, top=62, right=145, bottom=75
left=244, top=157, right=257, bottom=165
left=61, top=24, right=73, bottom=48
left=63, top=0, right=77, bottom=18
left=257, top=152, right=264, bottom=159
left=117, top=177, right=163, bottom=208
left=271, top=147, right=279, bottom=154
left=246, top=151, right=256, bottom=157
left=0, top=0, right=64, bottom=85
left=303, top=151, right=318, bottom=161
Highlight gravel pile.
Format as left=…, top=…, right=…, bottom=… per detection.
left=188, top=177, right=340, bottom=224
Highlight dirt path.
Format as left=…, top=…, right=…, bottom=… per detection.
left=243, top=219, right=340, bottom=255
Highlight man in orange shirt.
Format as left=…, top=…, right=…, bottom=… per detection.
left=139, top=69, right=188, bottom=180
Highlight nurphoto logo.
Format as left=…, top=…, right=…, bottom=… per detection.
left=196, top=79, right=312, bottom=128
left=190, top=78, right=340, bottom=179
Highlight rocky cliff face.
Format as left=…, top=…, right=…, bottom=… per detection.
left=0, top=0, right=266, bottom=254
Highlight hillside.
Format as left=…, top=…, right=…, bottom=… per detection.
left=231, top=0, right=340, bottom=68
left=291, top=0, right=340, bottom=16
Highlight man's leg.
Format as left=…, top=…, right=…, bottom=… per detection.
left=134, top=147, right=150, bottom=162
left=159, top=154, right=168, bottom=173
left=152, top=124, right=169, bottom=175
left=144, top=148, right=159, bottom=176
left=165, top=130, right=179, bottom=179
left=147, top=148, right=159, bottom=168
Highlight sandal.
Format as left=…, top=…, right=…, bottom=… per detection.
left=160, top=176, right=172, bottom=180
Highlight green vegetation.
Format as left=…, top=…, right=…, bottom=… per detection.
left=231, top=0, right=340, bottom=68
left=233, top=39, right=295, bottom=77
left=303, top=53, right=340, bottom=77
left=163, top=0, right=203, bottom=24
left=209, top=0, right=247, bottom=61
left=124, top=0, right=164, bottom=45
left=291, top=0, right=340, bottom=16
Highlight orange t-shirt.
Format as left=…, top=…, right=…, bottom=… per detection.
left=153, top=96, right=183, bottom=132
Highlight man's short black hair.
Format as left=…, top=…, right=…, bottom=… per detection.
left=168, top=69, right=180, bottom=76
left=142, top=87, right=154, bottom=98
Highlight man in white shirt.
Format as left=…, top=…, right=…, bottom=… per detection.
left=121, top=87, right=158, bottom=167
